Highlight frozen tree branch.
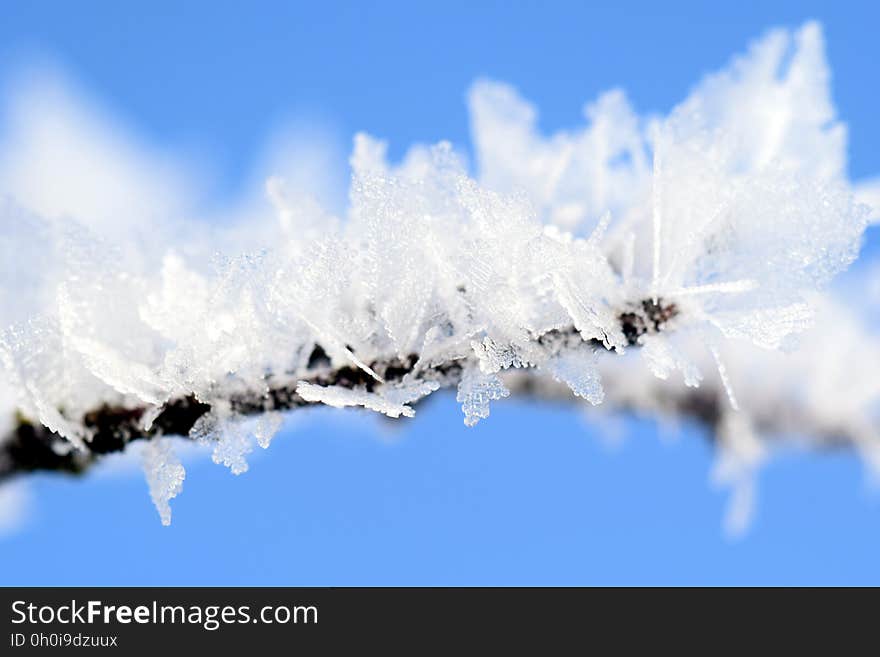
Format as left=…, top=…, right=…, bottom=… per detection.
left=2, top=21, right=879, bottom=530
left=1, top=290, right=872, bottom=489
left=0, top=304, right=674, bottom=481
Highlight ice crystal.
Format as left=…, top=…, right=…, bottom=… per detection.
left=0, top=21, right=876, bottom=531
left=456, top=366, right=510, bottom=427
left=142, top=438, right=185, bottom=526
left=639, top=335, right=702, bottom=389
left=297, top=382, right=419, bottom=419
left=253, top=412, right=283, bottom=449
left=548, top=350, right=604, bottom=405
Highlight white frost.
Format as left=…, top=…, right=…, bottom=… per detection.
left=548, top=350, right=604, bottom=405
left=456, top=366, right=511, bottom=427
left=142, top=438, right=185, bottom=526
left=0, top=21, right=876, bottom=534
left=297, top=382, right=418, bottom=419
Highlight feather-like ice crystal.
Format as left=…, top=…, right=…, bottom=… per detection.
left=0, top=21, right=876, bottom=530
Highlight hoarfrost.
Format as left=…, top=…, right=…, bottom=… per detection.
left=0, top=21, right=876, bottom=533
left=456, top=366, right=510, bottom=427
left=142, top=438, right=185, bottom=526
left=639, top=335, right=702, bottom=388
left=189, top=409, right=253, bottom=476
left=254, top=412, right=283, bottom=449
left=297, top=382, right=418, bottom=419
left=548, top=350, right=604, bottom=405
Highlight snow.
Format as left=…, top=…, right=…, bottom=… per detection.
left=0, top=21, right=877, bottom=530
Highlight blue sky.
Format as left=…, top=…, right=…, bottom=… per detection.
left=2, top=1, right=880, bottom=585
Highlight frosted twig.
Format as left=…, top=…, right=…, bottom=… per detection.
left=0, top=305, right=678, bottom=480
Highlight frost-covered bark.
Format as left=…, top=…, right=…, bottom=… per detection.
left=1, top=21, right=879, bottom=528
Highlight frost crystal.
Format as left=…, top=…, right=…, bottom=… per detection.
left=639, top=335, right=702, bottom=388
left=190, top=410, right=253, bottom=476
left=548, top=350, right=604, bottom=405
left=0, top=21, right=876, bottom=533
left=297, top=382, right=419, bottom=419
left=253, top=412, right=283, bottom=449
left=456, top=366, right=510, bottom=427
left=142, top=438, right=185, bottom=526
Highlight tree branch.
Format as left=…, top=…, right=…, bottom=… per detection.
left=1, top=298, right=759, bottom=482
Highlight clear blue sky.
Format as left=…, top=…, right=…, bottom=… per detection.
left=2, top=1, right=879, bottom=585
